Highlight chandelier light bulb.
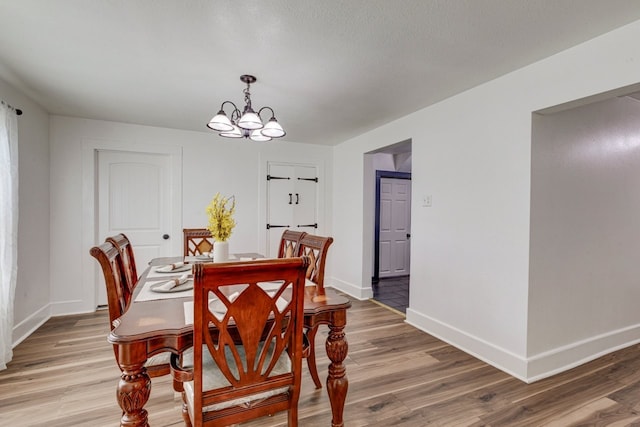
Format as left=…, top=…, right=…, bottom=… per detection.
left=238, top=109, right=263, bottom=130
left=250, top=129, right=272, bottom=142
left=261, top=118, right=286, bottom=138
left=219, top=125, right=243, bottom=138
left=207, top=110, right=234, bottom=131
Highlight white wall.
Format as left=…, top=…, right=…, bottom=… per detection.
left=6, top=16, right=640, bottom=384
left=330, top=20, right=640, bottom=381
left=528, top=95, right=640, bottom=379
left=0, top=77, right=51, bottom=346
left=49, top=116, right=332, bottom=314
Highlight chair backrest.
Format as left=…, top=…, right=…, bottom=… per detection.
left=105, top=233, right=138, bottom=296
left=183, top=228, right=214, bottom=256
left=191, top=257, right=308, bottom=426
left=89, top=241, right=129, bottom=330
left=297, top=234, right=333, bottom=296
left=277, top=229, right=307, bottom=258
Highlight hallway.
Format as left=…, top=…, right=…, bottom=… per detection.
left=372, top=275, right=409, bottom=314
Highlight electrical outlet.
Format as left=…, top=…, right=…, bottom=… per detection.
left=422, top=195, right=432, bottom=207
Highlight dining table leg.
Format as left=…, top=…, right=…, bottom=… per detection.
left=326, top=309, right=348, bottom=427
left=116, top=347, right=151, bottom=427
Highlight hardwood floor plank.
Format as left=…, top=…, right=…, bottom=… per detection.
left=4, top=297, right=640, bottom=426
left=475, top=375, right=626, bottom=426
left=541, top=398, right=636, bottom=427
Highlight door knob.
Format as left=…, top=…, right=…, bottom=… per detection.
left=406, top=233, right=411, bottom=239
left=162, top=234, right=170, bottom=240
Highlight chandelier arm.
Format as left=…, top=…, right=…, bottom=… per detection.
left=220, top=100, right=240, bottom=114
left=230, top=108, right=241, bottom=123
left=257, top=106, right=276, bottom=120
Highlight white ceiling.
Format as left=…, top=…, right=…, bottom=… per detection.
left=1, top=1, right=640, bottom=146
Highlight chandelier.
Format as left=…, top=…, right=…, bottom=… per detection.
left=207, top=74, right=286, bottom=142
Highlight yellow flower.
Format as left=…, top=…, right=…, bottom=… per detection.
left=206, top=193, right=236, bottom=242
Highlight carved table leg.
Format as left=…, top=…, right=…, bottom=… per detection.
left=326, top=310, right=348, bottom=427
left=117, top=363, right=151, bottom=427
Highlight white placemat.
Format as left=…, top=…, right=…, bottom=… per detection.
left=183, top=254, right=265, bottom=263
left=147, top=264, right=194, bottom=279
left=184, top=292, right=289, bottom=324
left=183, top=299, right=225, bottom=324
left=135, top=278, right=194, bottom=302
left=184, top=255, right=212, bottom=263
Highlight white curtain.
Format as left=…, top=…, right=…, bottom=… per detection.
left=0, top=102, right=19, bottom=370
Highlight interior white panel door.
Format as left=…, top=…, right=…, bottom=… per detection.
left=97, top=150, right=174, bottom=305
left=379, top=177, right=411, bottom=278
left=266, top=163, right=318, bottom=257
left=266, top=164, right=295, bottom=257
left=293, top=165, right=318, bottom=233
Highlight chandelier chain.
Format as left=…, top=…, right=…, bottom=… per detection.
left=243, top=84, right=252, bottom=109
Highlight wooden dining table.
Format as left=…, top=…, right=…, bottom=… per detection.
left=108, top=256, right=352, bottom=427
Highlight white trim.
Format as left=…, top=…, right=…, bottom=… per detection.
left=49, top=299, right=87, bottom=316
left=12, top=304, right=50, bottom=348
left=406, top=308, right=529, bottom=382
left=81, top=138, right=183, bottom=312
left=405, top=308, right=640, bottom=383
left=526, top=323, right=640, bottom=382
left=329, top=277, right=372, bottom=300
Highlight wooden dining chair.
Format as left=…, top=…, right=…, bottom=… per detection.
left=277, top=229, right=307, bottom=258
left=183, top=228, right=214, bottom=256
left=296, top=233, right=334, bottom=389
left=106, top=233, right=138, bottom=300
left=170, top=257, right=309, bottom=427
left=90, top=241, right=172, bottom=379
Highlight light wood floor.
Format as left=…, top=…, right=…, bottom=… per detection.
left=3, top=298, right=640, bottom=426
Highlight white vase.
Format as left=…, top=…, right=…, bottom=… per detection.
left=213, top=240, right=229, bottom=263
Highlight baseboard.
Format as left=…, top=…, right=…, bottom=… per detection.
left=49, top=299, right=93, bottom=317
left=406, top=308, right=529, bottom=382
left=12, top=304, right=51, bottom=348
left=406, top=308, right=640, bottom=383
left=328, top=277, right=373, bottom=300
left=526, top=323, right=640, bottom=382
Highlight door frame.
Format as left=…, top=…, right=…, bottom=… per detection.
left=81, top=139, right=183, bottom=312
left=373, top=170, right=411, bottom=282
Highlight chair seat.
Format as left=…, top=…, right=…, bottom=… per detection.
left=182, top=344, right=291, bottom=413
left=145, top=351, right=172, bottom=368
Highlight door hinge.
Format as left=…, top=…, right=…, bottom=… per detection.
left=267, top=175, right=290, bottom=180
left=266, top=224, right=290, bottom=229
left=297, top=177, right=318, bottom=183
left=297, top=223, right=318, bottom=229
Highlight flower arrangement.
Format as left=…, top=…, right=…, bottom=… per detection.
left=206, top=193, right=236, bottom=242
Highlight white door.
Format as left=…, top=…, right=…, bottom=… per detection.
left=266, top=163, right=318, bottom=257
left=96, top=150, right=176, bottom=305
left=378, top=177, right=411, bottom=278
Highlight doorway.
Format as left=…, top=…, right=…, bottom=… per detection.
left=81, top=139, right=182, bottom=310
left=364, top=140, right=412, bottom=313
